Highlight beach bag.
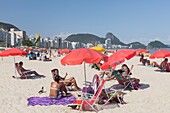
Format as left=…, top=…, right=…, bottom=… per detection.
left=82, top=86, right=94, bottom=99
left=82, top=85, right=94, bottom=94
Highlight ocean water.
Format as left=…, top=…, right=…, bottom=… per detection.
left=149, top=49, right=157, bottom=54
left=149, top=49, right=170, bottom=54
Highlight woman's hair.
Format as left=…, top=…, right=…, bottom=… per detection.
left=122, top=64, right=130, bottom=74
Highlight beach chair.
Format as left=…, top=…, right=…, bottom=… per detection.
left=69, top=79, right=106, bottom=112
left=115, top=65, right=139, bottom=91
left=83, top=74, right=100, bottom=94
left=15, top=63, right=31, bottom=79
left=123, top=65, right=135, bottom=90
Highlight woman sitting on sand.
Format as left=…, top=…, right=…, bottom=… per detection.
left=140, top=54, right=150, bottom=65
left=51, top=69, right=81, bottom=91
left=49, top=81, right=68, bottom=99
left=101, top=64, right=140, bottom=85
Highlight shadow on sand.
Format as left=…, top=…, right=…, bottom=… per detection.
left=12, top=75, right=46, bottom=80
left=137, top=64, right=145, bottom=66
left=154, top=69, right=169, bottom=73
left=109, top=83, right=150, bottom=91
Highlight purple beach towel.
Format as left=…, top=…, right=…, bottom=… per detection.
left=27, top=96, right=76, bottom=106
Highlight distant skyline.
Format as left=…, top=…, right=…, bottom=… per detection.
left=1, top=0, right=170, bottom=44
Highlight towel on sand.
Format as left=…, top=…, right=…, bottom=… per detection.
left=27, top=96, right=76, bottom=106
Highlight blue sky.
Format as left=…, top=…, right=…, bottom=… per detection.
left=1, top=0, right=170, bottom=45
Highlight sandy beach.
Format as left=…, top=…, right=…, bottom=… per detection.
left=0, top=55, right=170, bottom=113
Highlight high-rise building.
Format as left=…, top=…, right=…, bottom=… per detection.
left=105, top=38, right=111, bottom=48
left=44, top=37, right=50, bottom=48
left=54, top=37, right=62, bottom=49
left=62, top=40, right=72, bottom=49
left=0, top=29, right=11, bottom=47
left=9, top=28, right=26, bottom=46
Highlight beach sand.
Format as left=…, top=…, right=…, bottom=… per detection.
left=0, top=55, right=170, bottom=113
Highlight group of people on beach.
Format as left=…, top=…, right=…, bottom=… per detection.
left=140, top=54, right=170, bottom=72
left=49, top=64, right=140, bottom=101
left=16, top=60, right=140, bottom=102
left=17, top=52, right=170, bottom=101
left=27, top=49, right=52, bottom=61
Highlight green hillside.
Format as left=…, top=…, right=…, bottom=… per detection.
left=65, top=34, right=105, bottom=44
left=127, top=42, right=146, bottom=49
left=147, top=40, right=169, bottom=49
left=0, top=22, right=20, bottom=31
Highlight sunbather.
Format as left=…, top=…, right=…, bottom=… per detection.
left=50, top=81, right=68, bottom=99
left=101, top=64, right=140, bottom=85
left=140, top=54, right=150, bottom=65
left=18, top=61, right=41, bottom=76
left=51, top=69, right=81, bottom=91
left=151, top=58, right=170, bottom=72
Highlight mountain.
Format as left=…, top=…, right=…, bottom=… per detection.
left=65, top=34, right=105, bottom=44
left=0, top=22, right=20, bottom=31
left=65, top=33, right=126, bottom=45
left=105, top=32, right=126, bottom=45
left=147, top=40, right=169, bottom=49
left=127, top=42, right=146, bottom=49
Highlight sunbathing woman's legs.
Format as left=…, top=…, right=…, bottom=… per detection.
left=123, top=78, right=140, bottom=85
left=66, top=77, right=81, bottom=91
left=150, top=61, right=159, bottom=67
left=60, top=82, right=68, bottom=95
left=130, top=78, right=140, bottom=84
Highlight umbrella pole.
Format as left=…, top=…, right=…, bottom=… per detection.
left=84, top=62, right=87, bottom=85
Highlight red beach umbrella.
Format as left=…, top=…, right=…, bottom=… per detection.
left=136, top=49, right=149, bottom=55
left=0, top=48, right=28, bottom=57
left=61, top=48, right=108, bottom=65
left=117, top=49, right=136, bottom=60
left=150, top=50, right=170, bottom=59
left=101, top=49, right=136, bottom=70
left=0, top=48, right=28, bottom=76
left=61, top=48, right=108, bottom=82
left=59, top=49, right=71, bottom=54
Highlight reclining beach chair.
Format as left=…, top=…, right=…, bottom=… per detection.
left=122, top=65, right=134, bottom=90
left=68, top=79, right=106, bottom=112
left=115, top=65, right=139, bottom=91
left=15, top=63, right=31, bottom=79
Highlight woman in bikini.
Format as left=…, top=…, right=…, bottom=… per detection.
left=101, top=64, right=140, bottom=85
